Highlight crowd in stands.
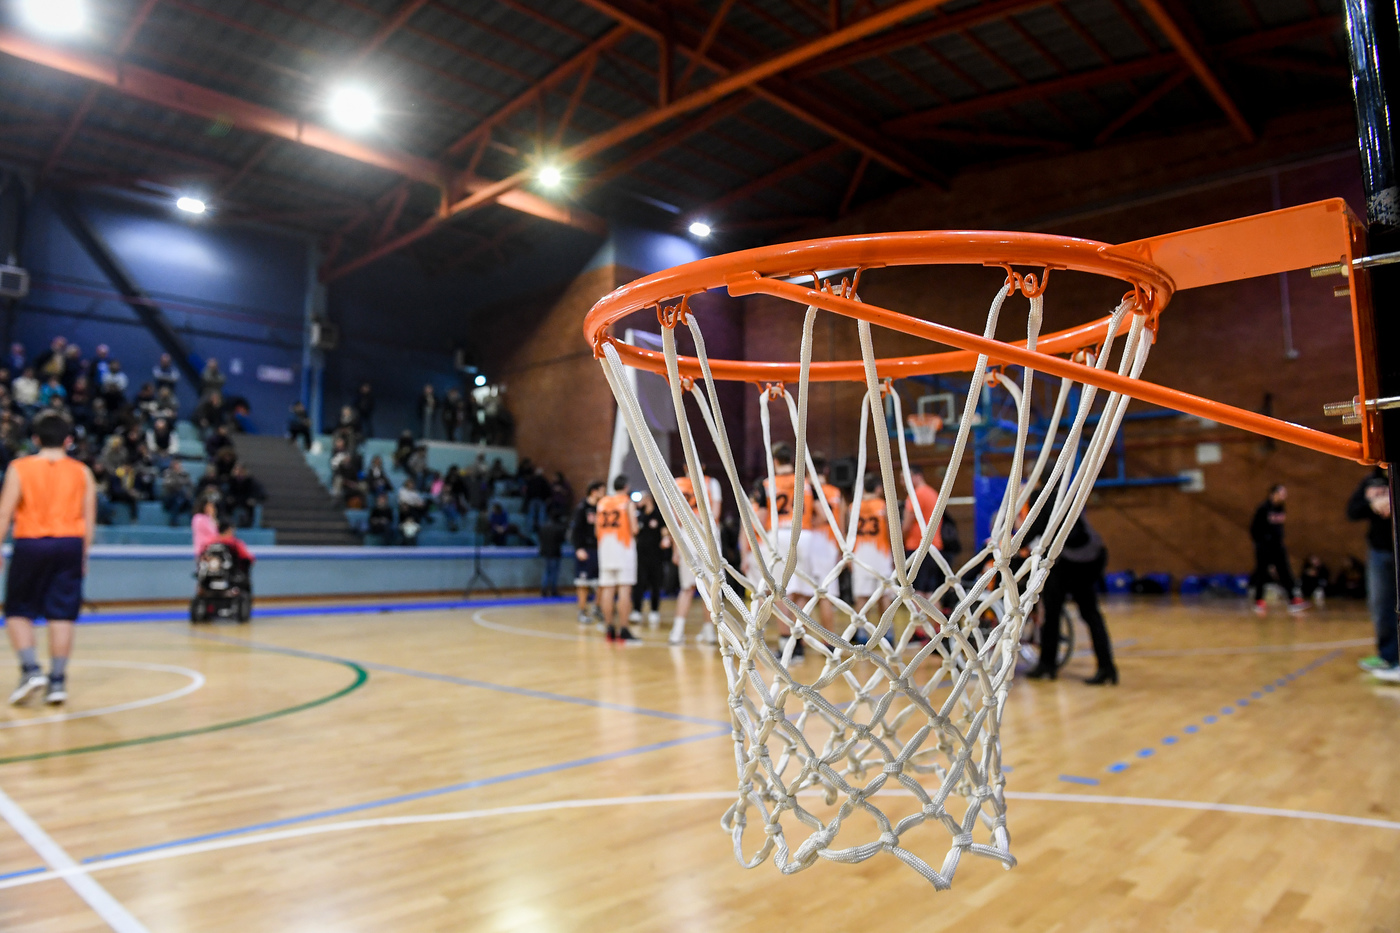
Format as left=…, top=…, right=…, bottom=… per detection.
left=0, top=335, right=264, bottom=529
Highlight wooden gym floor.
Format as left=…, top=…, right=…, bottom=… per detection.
left=0, top=596, right=1396, bottom=932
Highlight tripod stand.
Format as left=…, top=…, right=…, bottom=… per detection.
left=463, top=536, right=500, bottom=598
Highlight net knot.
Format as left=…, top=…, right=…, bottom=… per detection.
left=882, top=761, right=904, bottom=775
left=880, top=832, right=900, bottom=848
left=952, top=833, right=974, bottom=848
left=764, top=821, right=783, bottom=837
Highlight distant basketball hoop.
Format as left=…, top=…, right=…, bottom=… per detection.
left=907, top=412, right=942, bottom=446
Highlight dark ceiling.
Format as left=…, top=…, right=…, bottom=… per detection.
left=0, top=0, right=1352, bottom=280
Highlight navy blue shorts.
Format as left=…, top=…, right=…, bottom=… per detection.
left=5, top=537, right=84, bottom=621
left=574, top=548, right=598, bottom=585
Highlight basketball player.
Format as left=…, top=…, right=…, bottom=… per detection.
left=571, top=481, right=604, bottom=626
left=765, top=443, right=815, bottom=659
left=902, top=464, right=944, bottom=597
left=852, top=475, right=895, bottom=619
left=4, top=412, right=96, bottom=705
left=595, top=475, right=641, bottom=644
left=807, top=453, right=846, bottom=635
left=671, top=466, right=723, bottom=645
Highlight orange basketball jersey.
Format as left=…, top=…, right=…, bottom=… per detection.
left=856, top=499, right=893, bottom=555
left=675, top=474, right=720, bottom=521
left=594, top=493, right=634, bottom=548
left=764, top=473, right=812, bottom=529
left=817, top=482, right=845, bottom=542
left=11, top=454, right=88, bottom=539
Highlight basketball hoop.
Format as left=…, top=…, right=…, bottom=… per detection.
left=907, top=413, right=943, bottom=446
left=585, top=201, right=1377, bottom=889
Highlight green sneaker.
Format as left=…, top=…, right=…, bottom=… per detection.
left=1358, top=656, right=1397, bottom=673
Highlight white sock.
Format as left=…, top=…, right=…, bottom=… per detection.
left=673, top=617, right=685, bottom=627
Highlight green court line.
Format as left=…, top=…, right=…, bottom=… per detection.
left=0, top=658, right=368, bottom=766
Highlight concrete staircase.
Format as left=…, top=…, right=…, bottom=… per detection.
left=232, top=434, right=359, bottom=545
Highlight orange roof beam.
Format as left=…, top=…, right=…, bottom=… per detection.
left=1132, top=0, right=1255, bottom=143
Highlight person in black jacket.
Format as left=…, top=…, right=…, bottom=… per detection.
left=570, top=481, right=605, bottom=625
left=537, top=510, right=566, bottom=598
left=1027, top=512, right=1117, bottom=685
left=631, top=492, right=665, bottom=627
left=1349, top=466, right=1397, bottom=679
left=1250, top=484, right=1307, bottom=615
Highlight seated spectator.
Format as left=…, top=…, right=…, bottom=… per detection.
left=213, top=443, right=237, bottom=477
left=201, top=357, right=225, bottom=397
left=8, top=342, right=24, bottom=374
left=332, top=404, right=361, bottom=450
left=405, top=444, right=428, bottom=488
left=127, top=450, right=158, bottom=501
left=63, top=343, right=85, bottom=391
left=367, top=493, right=395, bottom=544
left=1301, top=554, right=1330, bottom=605
left=287, top=401, right=312, bottom=450
left=12, top=367, right=37, bottom=417
left=227, top=395, right=253, bottom=433
left=439, top=465, right=465, bottom=531
left=329, top=436, right=363, bottom=504
left=195, top=463, right=223, bottom=503
left=146, top=417, right=180, bottom=468
left=133, top=382, right=159, bottom=421
left=92, top=344, right=112, bottom=384
left=397, top=479, right=426, bottom=546
left=194, top=390, right=225, bottom=436
left=153, top=353, right=179, bottom=393
left=35, top=336, right=67, bottom=385
left=87, top=397, right=113, bottom=446
left=38, top=374, right=66, bottom=409
left=99, top=359, right=128, bottom=411
left=225, top=462, right=266, bottom=528
left=205, top=423, right=234, bottom=461
left=365, top=454, right=392, bottom=497
left=162, top=459, right=194, bottom=526
left=488, top=501, right=509, bottom=546
left=92, top=460, right=137, bottom=523
left=68, top=376, right=93, bottom=430
left=192, top=497, right=220, bottom=556
left=153, top=386, right=179, bottom=422
left=392, top=430, right=415, bottom=471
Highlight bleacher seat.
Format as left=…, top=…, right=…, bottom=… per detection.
left=95, top=526, right=276, bottom=546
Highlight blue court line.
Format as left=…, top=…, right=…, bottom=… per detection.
left=1057, top=774, right=1100, bottom=786
left=70, top=595, right=572, bottom=626
left=1096, top=649, right=1342, bottom=778
left=0, top=727, right=730, bottom=881
left=193, top=632, right=730, bottom=729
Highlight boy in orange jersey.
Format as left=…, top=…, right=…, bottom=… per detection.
left=763, top=443, right=816, bottom=660
left=671, top=466, right=723, bottom=646
left=902, top=464, right=944, bottom=597
left=2, top=412, right=97, bottom=705
left=852, top=475, right=896, bottom=617
left=595, top=475, right=641, bottom=644
left=806, top=453, right=846, bottom=636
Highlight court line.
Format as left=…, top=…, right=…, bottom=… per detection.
left=1, top=788, right=1396, bottom=894
left=0, top=661, right=205, bottom=730
left=0, top=783, right=150, bottom=931
left=193, top=631, right=730, bottom=728
left=73, top=595, right=570, bottom=625
left=0, top=659, right=367, bottom=766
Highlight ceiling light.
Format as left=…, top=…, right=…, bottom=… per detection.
left=474, top=374, right=488, bottom=387
left=327, top=85, right=378, bottom=132
left=688, top=221, right=711, bottom=238
left=538, top=165, right=563, bottom=189
left=176, top=197, right=206, bottom=215
left=17, top=0, right=86, bottom=37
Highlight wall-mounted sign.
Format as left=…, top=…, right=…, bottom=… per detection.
left=256, top=365, right=295, bottom=384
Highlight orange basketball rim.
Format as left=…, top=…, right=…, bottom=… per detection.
left=584, top=198, right=1381, bottom=464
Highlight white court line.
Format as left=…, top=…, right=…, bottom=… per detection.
left=1, top=789, right=1396, bottom=893
left=0, top=784, right=150, bottom=931
left=1115, top=638, right=1372, bottom=659
left=0, top=660, right=205, bottom=730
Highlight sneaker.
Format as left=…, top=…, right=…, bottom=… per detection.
left=628, top=610, right=642, bottom=623
left=1287, top=597, right=1309, bottom=614
left=1359, top=656, right=1398, bottom=673
left=669, top=620, right=686, bottom=645
left=605, top=625, right=618, bottom=642
left=697, top=622, right=717, bottom=645
left=577, top=611, right=592, bottom=626
left=647, top=611, right=661, bottom=627
left=1374, top=666, right=1400, bottom=684
left=44, top=677, right=67, bottom=705
left=9, top=668, right=47, bottom=705
left=1252, top=600, right=1267, bottom=617
left=617, top=628, right=644, bottom=646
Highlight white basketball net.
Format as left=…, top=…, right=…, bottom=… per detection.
left=599, top=273, right=1151, bottom=888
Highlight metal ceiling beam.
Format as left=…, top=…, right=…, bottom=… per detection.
left=1132, top=0, right=1254, bottom=142
left=40, top=0, right=161, bottom=181
left=1093, top=69, right=1191, bottom=144
left=579, top=94, right=752, bottom=194
left=347, top=0, right=431, bottom=66
left=694, top=143, right=845, bottom=217
left=323, top=0, right=957, bottom=281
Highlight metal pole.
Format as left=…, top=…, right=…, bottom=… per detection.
left=1342, top=0, right=1400, bottom=631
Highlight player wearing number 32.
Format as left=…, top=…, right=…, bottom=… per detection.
left=595, top=475, right=641, bottom=645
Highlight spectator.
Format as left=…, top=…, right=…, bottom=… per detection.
left=632, top=491, right=665, bottom=627
left=99, top=359, right=128, bottom=411
left=161, top=460, right=194, bottom=526
left=63, top=343, right=85, bottom=391
left=524, top=466, right=551, bottom=532
left=367, top=493, right=395, bottom=544
left=152, top=353, right=179, bottom=393
left=133, top=382, right=158, bottom=421
left=153, top=386, right=179, bottom=422
left=417, top=384, right=437, bottom=439
left=488, top=501, right=509, bottom=546
left=332, top=404, right=361, bottom=450
left=146, top=417, right=179, bottom=469
left=92, top=344, right=112, bottom=385
left=194, top=390, right=225, bottom=435
left=287, top=401, right=312, bottom=450
left=1350, top=466, right=1397, bottom=680
left=12, top=366, right=37, bottom=417
left=35, top=336, right=67, bottom=384
left=92, top=459, right=137, bottom=523
left=225, top=462, right=266, bottom=528
left=1300, top=554, right=1330, bottom=606
left=439, top=465, right=464, bottom=531
left=87, top=397, right=113, bottom=446
left=192, top=497, right=220, bottom=556
left=365, top=454, right=392, bottom=498
left=354, top=382, right=376, bottom=437
left=397, top=478, right=426, bottom=545
left=205, top=423, right=234, bottom=462
left=67, top=376, right=93, bottom=430
left=538, top=510, right=565, bottom=597
left=195, top=463, right=223, bottom=503
left=8, top=342, right=24, bottom=374
left=200, top=357, right=225, bottom=397
left=442, top=388, right=464, bottom=441
left=1249, top=484, right=1306, bottom=615
left=392, top=430, right=415, bottom=471
left=551, top=471, right=572, bottom=516
left=38, top=374, right=66, bottom=410
left=329, top=436, right=364, bottom=505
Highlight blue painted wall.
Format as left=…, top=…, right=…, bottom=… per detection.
left=15, top=189, right=308, bottom=433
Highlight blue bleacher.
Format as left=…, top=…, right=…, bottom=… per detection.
left=95, top=526, right=276, bottom=546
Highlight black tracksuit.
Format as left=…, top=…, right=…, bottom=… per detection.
left=1249, top=499, right=1295, bottom=600
left=633, top=504, right=666, bottom=612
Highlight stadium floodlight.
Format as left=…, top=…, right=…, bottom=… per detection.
left=176, top=197, right=207, bottom=215
left=328, top=85, right=378, bottom=132
left=538, top=165, right=563, bottom=189
left=688, top=221, right=712, bottom=238
left=17, top=0, right=86, bottom=37
left=474, top=374, right=488, bottom=387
